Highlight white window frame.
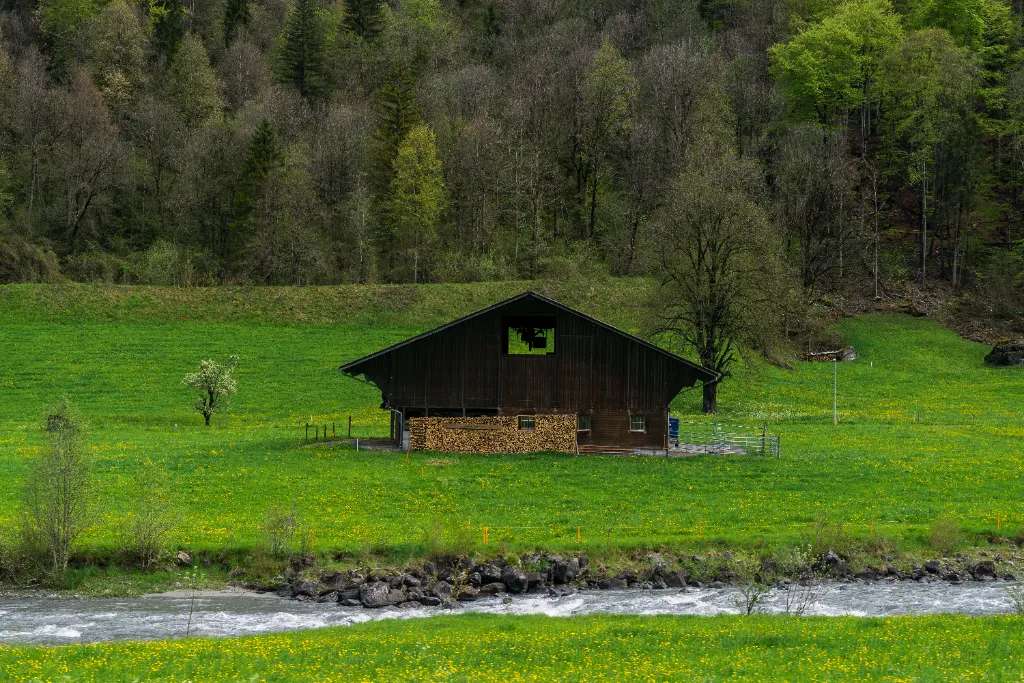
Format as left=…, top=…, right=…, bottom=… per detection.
left=629, top=414, right=646, bottom=433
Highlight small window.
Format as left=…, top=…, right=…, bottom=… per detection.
left=577, top=415, right=592, bottom=432
left=518, top=415, right=535, bottom=431
left=629, top=414, right=646, bottom=433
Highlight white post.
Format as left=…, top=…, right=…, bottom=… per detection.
left=833, top=358, right=838, bottom=426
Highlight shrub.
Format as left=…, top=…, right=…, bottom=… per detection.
left=124, top=460, right=176, bottom=568
left=1007, top=585, right=1024, bottom=615
left=927, top=516, right=963, bottom=555
left=138, top=240, right=197, bottom=286
left=0, top=230, right=61, bottom=283
left=63, top=248, right=135, bottom=283
left=264, top=506, right=299, bottom=560
left=21, top=398, right=92, bottom=574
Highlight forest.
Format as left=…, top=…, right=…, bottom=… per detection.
left=0, top=1, right=1021, bottom=320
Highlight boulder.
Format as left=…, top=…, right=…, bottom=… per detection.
left=985, top=341, right=1024, bottom=367
left=479, top=582, right=506, bottom=596
left=816, top=550, right=848, bottom=575
left=924, top=560, right=941, bottom=575
left=339, top=598, right=361, bottom=607
left=175, top=551, right=192, bottom=567
left=402, top=574, right=421, bottom=588
left=971, top=560, right=997, bottom=580
left=457, top=586, right=480, bottom=601
left=526, top=571, right=546, bottom=591
left=550, top=557, right=580, bottom=585
left=501, top=567, right=529, bottom=594
left=291, top=581, right=319, bottom=598
left=417, top=595, right=443, bottom=607
left=431, top=580, right=453, bottom=599
left=359, top=581, right=405, bottom=608
left=662, top=570, right=687, bottom=588
left=598, top=577, right=628, bottom=590
left=477, top=564, right=504, bottom=585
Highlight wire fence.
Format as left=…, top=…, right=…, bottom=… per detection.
left=673, top=421, right=781, bottom=458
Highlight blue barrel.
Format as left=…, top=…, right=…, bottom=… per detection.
left=668, top=417, right=680, bottom=445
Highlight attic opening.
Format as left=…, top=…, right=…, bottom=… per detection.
left=504, top=316, right=556, bottom=355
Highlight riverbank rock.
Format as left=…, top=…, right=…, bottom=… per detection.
left=501, top=567, right=529, bottom=593
left=175, top=551, right=192, bottom=567
left=359, top=581, right=405, bottom=608
left=985, top=341, right=1024, bottom=366
left=971, top=560, right=997, bottom=580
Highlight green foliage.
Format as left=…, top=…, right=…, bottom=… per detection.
left=182, top=355, right=239, bottom=426
left=223, top=0, right=250, bottom=47
left=123, top=459, right=175, bottom=568
left=387, top=124, right=447, bottom=282
left=87, top=0, right=149, bottom=112
left=274, top=0, right=329, bottom=99
left=344, top=0, right=383, bottom=39
left=880, top=28, right=975, bottom=182
left=770, top=0, right=903, bottom=123
left=149, top=0, right=187, bottom=61
left=37, top=0, right=102, bottom=80
left=230, top=120, right=284, bottom=264
left=166, top=33, right=223, bottom=128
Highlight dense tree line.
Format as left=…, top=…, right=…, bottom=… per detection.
left=0, top=1, right=1020, bottom=317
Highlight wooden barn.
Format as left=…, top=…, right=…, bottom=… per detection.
left=340, top=291, right=716, bottom=454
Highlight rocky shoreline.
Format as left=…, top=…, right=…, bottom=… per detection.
left=267, top=551, right=1020, bottom=609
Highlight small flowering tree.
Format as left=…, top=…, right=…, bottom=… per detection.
left=183, top=355, right=239, bottom=426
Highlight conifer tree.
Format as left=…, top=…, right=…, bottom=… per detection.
left=224, top=0, right=250, bottom=47
left=151, top=0, right=187, bottom=62
left=369, top=68, right=420, bottom=201
left=230, top=120, right=284, bottom=265
left=275, top=0, right=328, bottom=99
left=344, top=0, right=383, bottom=39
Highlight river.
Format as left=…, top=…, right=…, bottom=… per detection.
left=0, top=581, right=1018, bottom=645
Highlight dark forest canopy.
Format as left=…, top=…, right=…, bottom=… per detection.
left=0, top=0, right=1020, bottom=319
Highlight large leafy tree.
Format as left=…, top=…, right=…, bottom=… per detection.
left=880, top=28, right=976, bottom=283
left=166, top=33, right=223, bottom=129
left=387, top=124, right=447, bottom=283
left=654, top=94, right=789, bottom=413
left=275, top=0, right=328, bottom=99
left=770, top=0, right=903, bottom=135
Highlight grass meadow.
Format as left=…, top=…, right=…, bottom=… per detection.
left=0, top=282, right=1022, bottom=566
left=1, top=614, right=1022, bottom=681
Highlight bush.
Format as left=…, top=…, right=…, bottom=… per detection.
left=137, top=240, right=199, bottom=286
left=21, top=398, right=92, bottom=575
left=0, top=230, right=61, bottom=283
left=927, top=516, right=963, bottom=555
left=123, top=460, right=176, bottom=568
left=264, top=506, right=306, bottom=560
left=64, top=248, right=135, bottom=283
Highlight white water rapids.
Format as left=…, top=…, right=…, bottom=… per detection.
left=0, top=581, right=1019, bottom=645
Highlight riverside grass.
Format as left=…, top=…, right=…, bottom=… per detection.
left=0, top=282, right=1022, bottom=570
left=2, top=614, right=1024, bottom=681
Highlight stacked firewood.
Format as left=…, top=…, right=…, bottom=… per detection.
left=408, top=415, right=576, bottom=453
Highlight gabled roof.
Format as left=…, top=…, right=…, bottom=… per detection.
left=340, top=291, right=716, bottom=382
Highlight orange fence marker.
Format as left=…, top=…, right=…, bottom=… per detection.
left=576, top=526, right=582, bottom=543
left=482, top=526, right=490, bottom=545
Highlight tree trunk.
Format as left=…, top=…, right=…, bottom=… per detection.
left=204, top=412, right=211, bottom=427
left=702, top=381, right=717, bottom=414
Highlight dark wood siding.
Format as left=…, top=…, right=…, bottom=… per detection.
left=345, top=294, right=707, bottom=449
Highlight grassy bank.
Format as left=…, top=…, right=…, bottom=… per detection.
left=2, top=614, right=1022, bottom=681
left=0, top=282, right=1022, bottom=589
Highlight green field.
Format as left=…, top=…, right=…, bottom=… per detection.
left=1, top=614, right=1021, bottom=681
left=0, top=282, right=1022, bottom=572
